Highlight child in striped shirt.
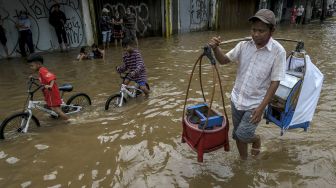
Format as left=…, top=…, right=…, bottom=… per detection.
left=116, top=38, right=149, bottom=97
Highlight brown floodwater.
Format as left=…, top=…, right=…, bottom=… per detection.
left=0, top=19, right=335, bottom=187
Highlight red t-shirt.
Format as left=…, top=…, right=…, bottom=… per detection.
left=39, top=67, right=62, bottom=107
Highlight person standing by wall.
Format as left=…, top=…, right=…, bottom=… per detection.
left=327, top=5, right=334, bottom=17
left=112, top=12, right=123, bottom=47
left=49, top=4, right=69, bottom=52
left=296, top=5, right=305, bottom=24
left=100, top=8, right=112, bottom=49
left=123, top=7, right=138, bottom=47
left=16, top=11, right=34, bottom=57
left=0, top=15, right=9, bottom=58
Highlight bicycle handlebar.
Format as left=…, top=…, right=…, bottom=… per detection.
left=119, top=72, right=129, bottom=79
left=28, top=77, right=39, bottom=87
left=27, top=78, right=45, bottom=96
left=117, top=71, right=136, bottom=82
left=115, top=66, right=138, bottom=84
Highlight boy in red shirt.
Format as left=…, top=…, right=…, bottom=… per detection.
left=27, top=53, right=69, bottom=120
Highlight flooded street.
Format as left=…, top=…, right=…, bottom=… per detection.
left=0, top=19, right=336, bottom=187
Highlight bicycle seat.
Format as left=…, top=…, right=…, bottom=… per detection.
left=59, top=84, right=73, bottom=92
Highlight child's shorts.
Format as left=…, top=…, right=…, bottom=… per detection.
left=43, top=89, right=62, bottom=107
left=137, top=81, right=147, bottom=87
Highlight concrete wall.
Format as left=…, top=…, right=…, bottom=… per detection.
left=0, top=0, right=89, bottom=58
left=218, top=0, right=259, bottom=30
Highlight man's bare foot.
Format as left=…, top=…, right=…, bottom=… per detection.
left=251, top=135, right=261, bottom=156
left=251, top=148, right=260, bottom=156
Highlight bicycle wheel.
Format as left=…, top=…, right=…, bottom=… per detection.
left=66, top=93, right=92, bottom=108
left=0, top=112, right=40, bottom=140
left=105, top=94, right=127, bottom=110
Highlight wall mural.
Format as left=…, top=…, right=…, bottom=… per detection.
left=103, top=2, right=151, bottom=36
left=0, top=0, right=84, bottom=58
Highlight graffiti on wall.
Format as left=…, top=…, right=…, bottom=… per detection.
left=190, top=0, right=208, bottom=26
left=103, top=3, right=152, bottom=36
left=0, top=0, right=84, bottom=58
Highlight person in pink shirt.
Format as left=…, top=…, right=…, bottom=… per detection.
left=291, top=5, right=298, bottom=24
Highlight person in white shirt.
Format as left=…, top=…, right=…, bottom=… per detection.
left=16, top=11, right=35, bottom=57
left=296, top=5, right=305, bottom=24
left=208, top=9, right=286, bottom=160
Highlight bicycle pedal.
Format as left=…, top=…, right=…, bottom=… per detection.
left=50, top=114, right=59, bottom=119
left=62, top=106, right=70, bottom=113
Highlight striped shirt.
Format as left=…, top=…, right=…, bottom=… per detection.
left=117, top=49, right=147, bottom=83
left=123, top=13, right=136, bottom=29
left=226, top=37, right=286, bottom=110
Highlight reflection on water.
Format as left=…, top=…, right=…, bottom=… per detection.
left=0, top=19, right=336, bottom=187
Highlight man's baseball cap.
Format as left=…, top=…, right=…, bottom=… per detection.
left=248, top=9, right=276, bottom=26
left=27, top=53, right=44, bottom=64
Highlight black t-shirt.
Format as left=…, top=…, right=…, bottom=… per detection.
left=113, top=17, right=122, bottom=31
left=49, top=10, right=66, bottom=28
left=100, top=16, right=111, bottom=31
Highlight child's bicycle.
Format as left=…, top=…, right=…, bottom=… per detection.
left=105, top=73, right=149, bottom=110
left=0, top=77, right=91, bottom=139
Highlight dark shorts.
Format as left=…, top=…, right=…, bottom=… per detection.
left=0, top=37, right=6, bottom=45
left=137, top=81, right=147, bottom=87
left=124, top=28, right=137, bottom=41
left=231, top=101, right=258, bottom=143
left=0, top=28, right=7, bottom=45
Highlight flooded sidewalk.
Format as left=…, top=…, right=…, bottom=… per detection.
left=0, top=20, right=336, bottom=187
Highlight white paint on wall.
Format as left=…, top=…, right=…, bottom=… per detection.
left=82, top=0, right=94, bottom=46
left=0, top=0, right=86, bottom=58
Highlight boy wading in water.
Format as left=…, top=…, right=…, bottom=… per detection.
left=27, top=53, right=69, bottom=120
left=116, top=38, right=149, bottom=97
left=208, top=9, right=286, bottom=160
